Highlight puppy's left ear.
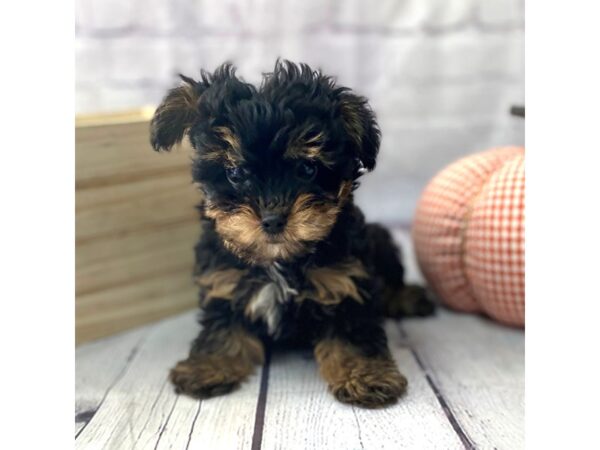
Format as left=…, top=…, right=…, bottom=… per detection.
left=150, top=75, right=203, bottom=152
left=338, top=92, right=381, bottom=171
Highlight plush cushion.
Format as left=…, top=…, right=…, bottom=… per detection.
left=413, top=147, right=525, bottom=327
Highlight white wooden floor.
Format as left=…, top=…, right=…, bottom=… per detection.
left=75, top=307, right=524, bottom=450
left=76, top=230, right=524, bottom=449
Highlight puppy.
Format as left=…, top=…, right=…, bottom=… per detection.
left=150, top=60, right=434, bottom=408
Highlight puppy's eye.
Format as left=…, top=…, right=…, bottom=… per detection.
left=226, top=166, right=247, bottom=185
left=296, top=161, right=317, bottom=181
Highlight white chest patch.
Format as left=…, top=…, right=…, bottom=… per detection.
left=246, top=263, right=298, bottom=336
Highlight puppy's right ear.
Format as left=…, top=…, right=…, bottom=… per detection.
left=150, top=75, right=202, bottom=152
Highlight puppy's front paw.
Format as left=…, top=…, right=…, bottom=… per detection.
left=170, top=355, right=250, bottom=399
left=329, top=360, right=408, bottom=408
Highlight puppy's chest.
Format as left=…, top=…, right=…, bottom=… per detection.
left=244, top=263, right=302, bottom=338
left=243, top=258, right=368, bottom=338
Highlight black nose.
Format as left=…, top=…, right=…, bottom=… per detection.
left=261, top=213, right=286, bottom=235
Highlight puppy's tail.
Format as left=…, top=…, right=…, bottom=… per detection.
left=366, top=224, right=435, bottom=318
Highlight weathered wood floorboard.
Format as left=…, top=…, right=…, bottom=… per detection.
left=76, top=300, right=524, bottom=449
left=258, top=323, right=464, bottom=450
left=75, top=326, right=149, bottom=437
left=75, top=311, right=262, bottom=450
left=402, top=310, right=525, bottom=450
left=75, top=313, right=197, bottom=449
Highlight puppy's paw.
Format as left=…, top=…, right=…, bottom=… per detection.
left=169, top=355, right=250, bottom=399
left=329, top=361, right=408, bottom=408
left=386, top=284, right=436, bottom=318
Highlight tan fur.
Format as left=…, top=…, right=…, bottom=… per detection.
left=195, top=268, right=247, bottom=303
left=157, top=84, right=198, bottom=118
left=150, top=83, right=199, bottom=150
left=314, top=339, right=407, bottom=408
left=205, top=193, right=341, bottom=265
left=214, top=126, right=243, bottom=164
left=198, top=127, right=243, bottom=165
left=197, top=148, right=227, bottom=162
left=285, top=130, right=335, bottom=166
left=337, top=180, right=353, bottom=204
left=170, top=328, right=264, bottom=398
left=285, top=193, right=340, bottom=242
left=305, top=259, right=368, bottom=305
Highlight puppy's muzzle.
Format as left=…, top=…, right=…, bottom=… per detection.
left=261, top=212, right=287, bottom=235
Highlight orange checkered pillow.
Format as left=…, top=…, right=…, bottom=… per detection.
left=413, top=147, right=525, bottom=327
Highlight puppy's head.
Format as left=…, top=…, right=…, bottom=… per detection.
left=151, top=61, right=380, bottom=265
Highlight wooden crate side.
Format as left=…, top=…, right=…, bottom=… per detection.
left=75, top=120, right=194, bottom=186
left=76, top=114, right=200, bottom=344
left=76, top=271, right=197, bottom=344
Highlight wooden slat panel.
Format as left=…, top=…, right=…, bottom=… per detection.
left=76, top=114, right=200, bottom=343
left=76, top=168, right=193, bottom=212
left=76, top=220, right=197, bottom=271
left=75, top=107, right=155, bottom=128
left=76, top=187, right=198, bottom=244
left=76, top=222, right=198, bottom=296
left=75, top=120, right=193, bottom=185
left=402, top=309, right=525, bottom=450
left=259, top=322, right=463, bottom=449
left=76, top=271, right=196, bottom=344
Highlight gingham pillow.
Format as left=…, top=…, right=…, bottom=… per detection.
left=413, top=147, right=525, bottom=327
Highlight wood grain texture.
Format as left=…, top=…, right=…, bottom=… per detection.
left=75, top=311, right=262, bottom=450
left=402, top=309, right=525, bottom=450
left=76, top=169, right=192, bottom=212
left=76, top=308, right=524, bottom=449
left=75, top=326, right=149, bottom=436
left=75, top=120, right=192, bottom=186
left=76, top=271, right=196, bottom=344
left=76, top=184, right=197, bottom=244
left=75, top=313, right=196, bottom=449
left=260, top=323, right=464, bottom=450
left=76, top=222, right=197, bottom=296
left=76, top=115, right=200, bottom=344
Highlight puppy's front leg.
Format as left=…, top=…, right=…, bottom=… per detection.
left=170, top=324, right=264, bottom=399
left=314, top=323, right=407, bottom=408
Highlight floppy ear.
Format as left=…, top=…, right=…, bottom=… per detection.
left=338, top=92, right=381, bottom=171
left=150, top=75, right=202, bottom=152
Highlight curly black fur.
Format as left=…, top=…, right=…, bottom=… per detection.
left=150, top=60, right=434, bottom=408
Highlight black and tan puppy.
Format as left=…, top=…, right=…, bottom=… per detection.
left=150, top=60, right=434, bottom=408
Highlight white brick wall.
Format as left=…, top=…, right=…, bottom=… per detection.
left=76, top=0, right=524, bottom=224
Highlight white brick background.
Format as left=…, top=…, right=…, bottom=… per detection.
left=76, top=0, right=524, bottom=224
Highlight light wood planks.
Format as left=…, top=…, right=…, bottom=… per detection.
left=76, top=272, right=197, bottom=344
left=76, top=112, right=201, bottom=344
left=75, top=119, right=189, bottom=186
left=75, top=311, right=262, bottom=450
left=76, top=307, right=524, bottom=449
left=75, top=326, right=149, bottom=437
left=261, top=322, right=464, bottom=450
left=402, top=309, right=525, bottom=450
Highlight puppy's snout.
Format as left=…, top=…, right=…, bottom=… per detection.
left=261, top=213, right=287, bottom=235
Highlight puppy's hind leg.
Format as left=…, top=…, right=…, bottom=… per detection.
left=366, top=223, right=435, bottom=318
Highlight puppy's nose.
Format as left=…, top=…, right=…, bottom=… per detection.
left=261, top=213, right=286, bottom=235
